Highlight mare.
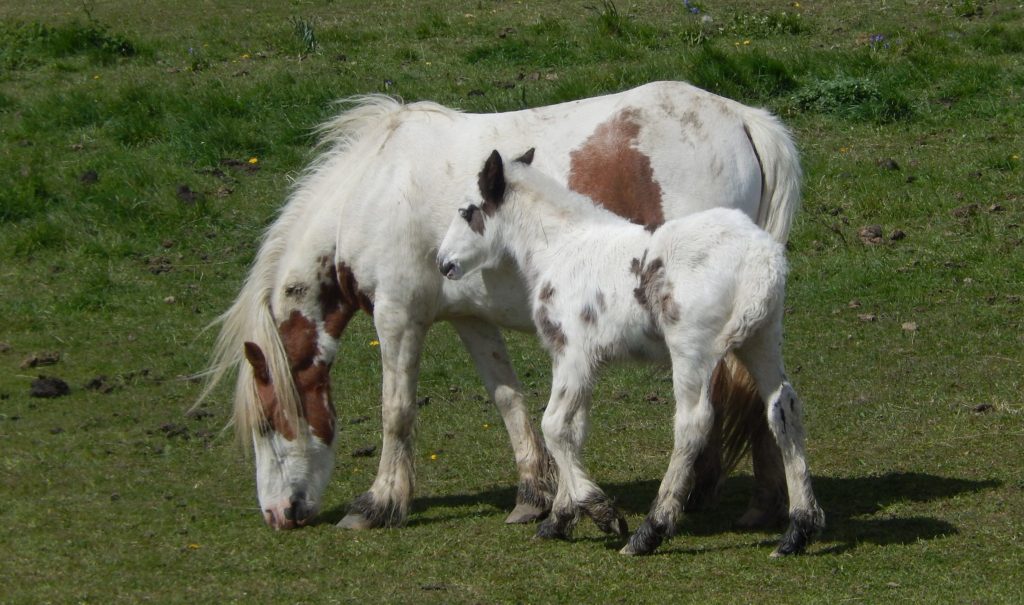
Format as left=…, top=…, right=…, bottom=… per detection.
left=199, top=82, right=802, bottom=531
left=436, top=149, right=824, bottom=556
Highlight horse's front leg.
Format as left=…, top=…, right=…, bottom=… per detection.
left=535, top=357, right=627, bottom=540
left=338, top=298, right=429, bottom=529
left=451, top=318, right=554, bottom=523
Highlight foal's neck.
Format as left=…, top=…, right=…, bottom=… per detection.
left=498, top=170, right=638, bottom=285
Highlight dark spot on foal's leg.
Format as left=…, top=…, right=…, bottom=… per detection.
left=579, top=492, right=628, bottom=537
left=773, top=508, right=824, bottom=556
left=536, top=505, right=578, bottom=540
left=624, top=515, right=672, bottom=555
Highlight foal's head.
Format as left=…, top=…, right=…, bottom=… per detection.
left=437, top=148, right=534, bottom=280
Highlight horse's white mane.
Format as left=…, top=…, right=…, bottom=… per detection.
left=196, top=94, right=452, bottom=442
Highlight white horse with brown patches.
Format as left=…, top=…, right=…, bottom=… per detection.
left=437, top=150, right=824, bottom=556
left=200, top=81, right=802, bottom=532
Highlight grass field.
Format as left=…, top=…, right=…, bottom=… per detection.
left=1, top=0, right=1022, bottom=602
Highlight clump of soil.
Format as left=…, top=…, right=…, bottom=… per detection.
left=30, top=376, right=71, bottom=398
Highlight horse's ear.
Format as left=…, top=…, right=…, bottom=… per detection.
left=478, top=150, right=506, bottom=208
left=243, top=341, right=272, bottom=385
left=514, top=148, right=535, bottom=165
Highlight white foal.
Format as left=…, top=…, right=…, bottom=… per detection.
left=438, top=150, right=824, bottom=556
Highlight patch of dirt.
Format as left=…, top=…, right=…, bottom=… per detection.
left=30, top=376, right=71, bottom=398
left=85, top=376, right=116, bottom=394
left=352, top=444, right=377, bottom=457
left=19, top=351, right=60, bottom=369
left=146, top=256, right=174, bottom=274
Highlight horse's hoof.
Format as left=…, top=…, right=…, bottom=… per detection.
left=337, top=512, right=378, bottom=530
left=505, top=502, right=548, bottom=524
left=534, top=519, right=569, bottom=540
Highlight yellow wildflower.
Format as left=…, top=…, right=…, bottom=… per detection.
left=369, top=340, right=380, bottom=346
left=248, top=157, right=259, bottom=164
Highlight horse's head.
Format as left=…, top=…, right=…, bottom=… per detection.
left=437, top=148, right=534, bottom=281
left=230, top=254, right=363, bottom=530
left=241, top=336, right=336, bottom=530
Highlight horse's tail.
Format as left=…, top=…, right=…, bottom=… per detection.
left=742, top=107, right=802, bottom=244
left=690, top=109, right=800, bottom=510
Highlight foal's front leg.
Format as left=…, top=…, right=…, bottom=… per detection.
left=535, top=358, right=627, bottom=540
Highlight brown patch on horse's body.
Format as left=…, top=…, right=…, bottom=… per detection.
left=568, top=108, right=664, bottom=230
left=580, top=303, right=598, bottom=325
left=337, top=262, right=374, bottom=315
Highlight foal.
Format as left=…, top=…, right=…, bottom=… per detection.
left=437, top=150, right=824, bottom=556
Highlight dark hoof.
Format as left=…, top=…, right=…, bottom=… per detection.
left=593, top=509, right=629, bottom=538
left=620, top=517, right=668, bottom=556
left=336, top=512, right=379, bottom=530
left=506, top=502, right=548, bottom=524
left=534, top=518, right=570, bottom=540
left=770, top=508, right=825, bottom=557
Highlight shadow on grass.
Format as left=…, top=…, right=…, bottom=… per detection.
left=319, top=471, right=1000, bottom=554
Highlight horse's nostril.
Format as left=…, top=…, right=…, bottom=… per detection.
left=287, top=493, right=310, bottom=524
left=439, top=260, right=453, bottom=276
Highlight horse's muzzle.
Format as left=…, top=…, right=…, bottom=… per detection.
left=264, top=493, right=314, bottom=530
left=438, top=259, right=462, bottom=280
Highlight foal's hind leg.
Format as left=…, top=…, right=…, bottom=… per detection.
left=622, top=351, right=716, bottom=556
left=735, top=320, right=825, bottom=556
left=452, top=318, right=553, bottom=523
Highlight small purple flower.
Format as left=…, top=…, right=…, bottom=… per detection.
left=870, top=33, right=886, bottom=45
left=683, top=0, right=700, bottom=14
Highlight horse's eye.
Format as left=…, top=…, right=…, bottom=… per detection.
left=459, top=206, right=476, bottom=222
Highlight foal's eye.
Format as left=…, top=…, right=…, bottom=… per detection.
left=459, top=206, right=476, bottom=222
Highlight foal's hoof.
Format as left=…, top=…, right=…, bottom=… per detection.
left=506, top=502, right=548, bottom=524
left=337, top=512, right=379, bottom=530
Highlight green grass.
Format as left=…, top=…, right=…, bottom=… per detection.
left=1, top=0, right=1023, bottom=602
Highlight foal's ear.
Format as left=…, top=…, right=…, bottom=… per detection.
left=243, top=341, right=272, bottom=386
left=514, top=148, right=535, bottom=165
left=478, top=150, right=506, bottom=208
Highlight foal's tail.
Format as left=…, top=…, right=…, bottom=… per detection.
left=742, top=108, right=802, bottom=244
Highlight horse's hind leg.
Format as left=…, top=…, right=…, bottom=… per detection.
left=734, top=318, right=825, bottom=556
left=338, top=299, right=428, bottom=530
left=622, top=350, right=716, bottom=556
left=452, top=318, right=553, bottom=523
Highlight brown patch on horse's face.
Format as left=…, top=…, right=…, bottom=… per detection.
left=292, top=360, right=336, bottom=445
left=244, top=341, right=297, bottom=441
left=276, top=310, right=337, bottom=445
left=568, top=108, right=665, bottom=230
left=460, top=204, right=486, bottom=235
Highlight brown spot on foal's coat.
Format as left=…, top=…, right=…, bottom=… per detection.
left=568, top=108, right=664, bottom=230
left=535, top=305, right=567, bottom=355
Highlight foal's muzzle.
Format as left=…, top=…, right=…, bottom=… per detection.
left=438, top=259, right=462, bottom=280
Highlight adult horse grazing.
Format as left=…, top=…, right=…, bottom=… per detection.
left=437, top=149, right=824, bottom=556
left=200, top=81, right=802, bottom=532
